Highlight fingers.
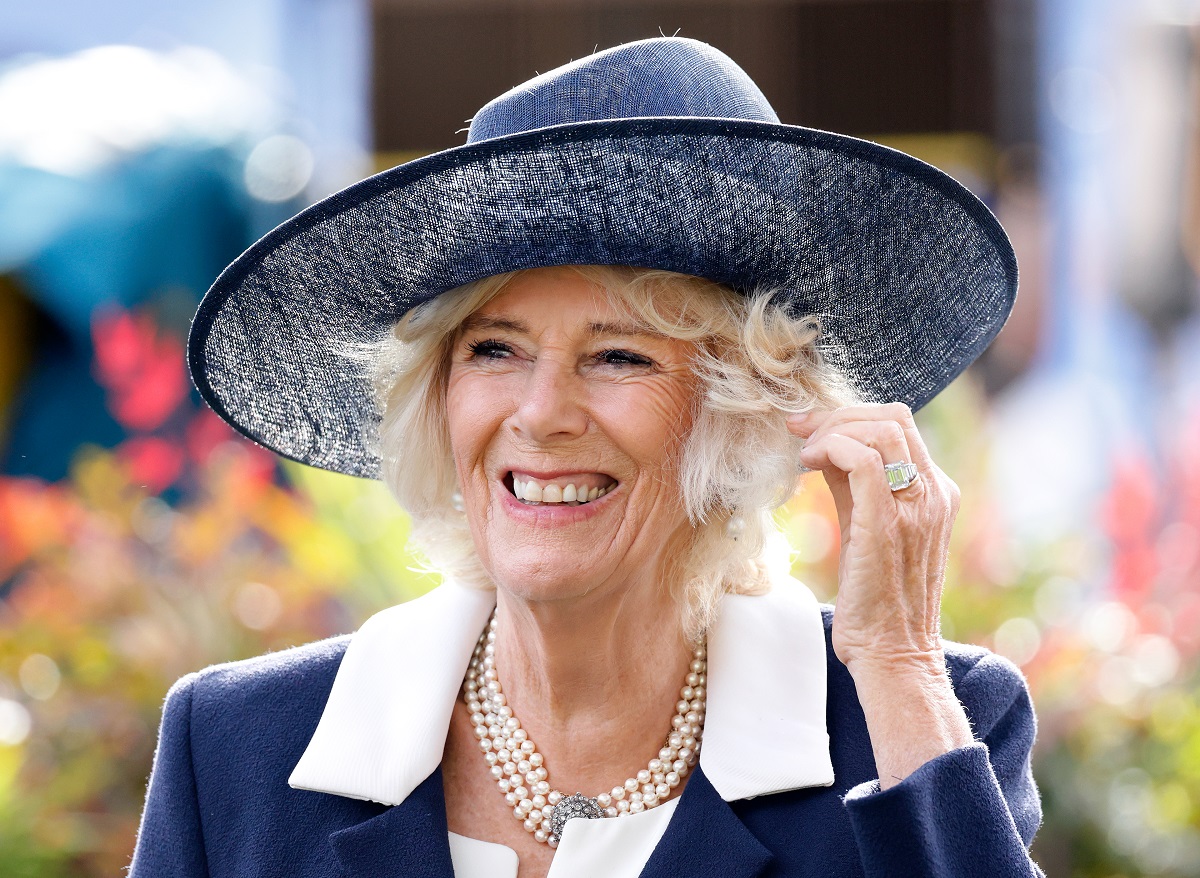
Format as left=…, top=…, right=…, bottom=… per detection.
left=801, top=419, right=912, bottom=469
left=791, top=404, right=928, bottom=501
left=799, top=431, right=898, bottom=523
left=788, top=403, right=933, bottom=472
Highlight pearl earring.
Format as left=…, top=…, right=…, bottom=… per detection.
left=725, top=513, right=745, bottom=540
left=451, top=491, right=465, bottom=513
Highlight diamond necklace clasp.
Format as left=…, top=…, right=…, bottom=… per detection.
left=548, top=792, right=606, bottom=845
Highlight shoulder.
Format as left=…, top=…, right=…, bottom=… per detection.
left=163, top=635, right=352, bottom=767
left=818, top=604, right=1035, bottom=742
left=176, top=634, right=350, bottom=709
left=139, top=637, right=397, bottom=874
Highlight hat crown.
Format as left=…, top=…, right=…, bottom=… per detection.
left=466, top=37, right=780, bottom=144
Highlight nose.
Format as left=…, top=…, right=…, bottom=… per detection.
left=510, top=356, right=588, bottom=443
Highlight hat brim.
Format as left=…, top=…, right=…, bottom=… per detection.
left=189, top=117, right=1016, bottom=479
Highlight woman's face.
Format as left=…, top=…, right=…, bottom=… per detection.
left=445, top=267, right=699, bottom=606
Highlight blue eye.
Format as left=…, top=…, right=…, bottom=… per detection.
left=598, top=349, right=652, bottom=367
left=467, top=339, right=513, bottom=359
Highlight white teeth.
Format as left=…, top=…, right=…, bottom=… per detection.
left=510, top=477, right=613, bottom=505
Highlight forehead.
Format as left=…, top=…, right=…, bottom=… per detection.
left=464, top=268, right=651, bottom=337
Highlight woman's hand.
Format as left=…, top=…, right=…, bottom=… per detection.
left=788, top=402, right=974, bottom=787
left=788, top=402, right=958, bottom=672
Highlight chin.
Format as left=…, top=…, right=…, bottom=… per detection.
left=486, top=555, right=612, bottom=606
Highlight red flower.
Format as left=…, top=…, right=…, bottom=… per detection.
left=92, top=308, right=188, bottom=432
left=117, top=437, right=184, bottom=493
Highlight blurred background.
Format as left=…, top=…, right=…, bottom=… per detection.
left=0, top=0, right=1197, bottom=874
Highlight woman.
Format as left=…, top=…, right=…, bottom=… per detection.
left=132, top=37, right=1041, bottom=877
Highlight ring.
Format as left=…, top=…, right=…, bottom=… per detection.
left=884, top=462, right=920, bottom=492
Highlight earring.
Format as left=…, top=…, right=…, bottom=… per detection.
left=451, top=491, right=465, bottom=513
left=725, top=513, right=745, bottom=540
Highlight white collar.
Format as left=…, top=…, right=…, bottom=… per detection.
left=289, top=577, right=833, bottom=804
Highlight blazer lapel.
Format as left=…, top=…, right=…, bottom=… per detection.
left=639, top=765, right=774, bottom=878
left=329, top=768, right=455, bottom=878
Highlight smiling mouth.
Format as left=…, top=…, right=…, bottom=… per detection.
left=505, top=472, right=618, bottom=505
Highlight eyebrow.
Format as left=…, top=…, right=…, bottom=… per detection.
left=461, top=315, right=659, bottom=339
left=586, top=320, right=659, bottom=338
left=461, top=315, right=526, bottom=334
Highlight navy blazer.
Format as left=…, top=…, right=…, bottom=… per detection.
left=129, top=607, right=1043, bottom=877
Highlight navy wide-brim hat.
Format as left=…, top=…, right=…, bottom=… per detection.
left=190, top=37, right=1016, bottom=479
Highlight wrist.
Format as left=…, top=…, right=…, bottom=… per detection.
left=845, top=651, right=975, bottom=790
left=842, top=646, right=947, bottom=684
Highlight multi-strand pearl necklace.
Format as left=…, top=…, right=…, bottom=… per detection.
left=462, top=611, right=707, bottom=847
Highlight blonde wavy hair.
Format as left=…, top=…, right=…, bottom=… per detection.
left=360, top=266, right=858, bottom=639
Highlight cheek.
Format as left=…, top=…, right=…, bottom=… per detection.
left=603, top=381, right=698, bottom=479
left=445, top=374, right=506, bottom=469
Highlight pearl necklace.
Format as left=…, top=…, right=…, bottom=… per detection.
left=462, top=611, right=707, bottom=848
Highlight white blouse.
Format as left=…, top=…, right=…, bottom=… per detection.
left=289, top=577, right=834, bottom=877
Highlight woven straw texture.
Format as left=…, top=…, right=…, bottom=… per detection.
left=189, top=39, right=1016, bottom=479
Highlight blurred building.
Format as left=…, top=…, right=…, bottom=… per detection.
left=372, top=0, right=1037, bottom=161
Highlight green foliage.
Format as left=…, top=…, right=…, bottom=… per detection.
left=0, top=446, right=428, bottom=875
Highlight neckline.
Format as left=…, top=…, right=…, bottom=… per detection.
left=288, top=576, right=834, bottom=806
